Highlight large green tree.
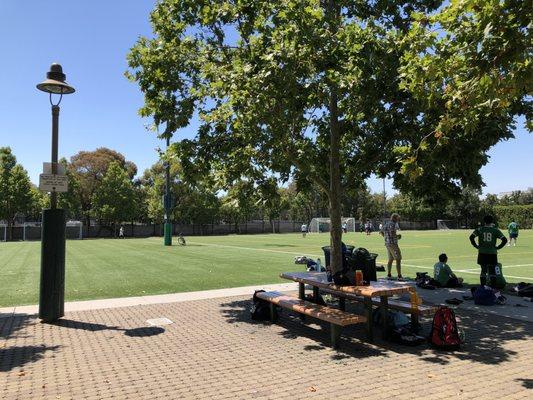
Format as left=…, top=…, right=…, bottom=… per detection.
left=0, top=147, right=36, bottom=239
left=91, top=162, right=136, bottom=234
left=69, top=148, right=137, bottom=227
left=128, top=0, right=530, bottom=273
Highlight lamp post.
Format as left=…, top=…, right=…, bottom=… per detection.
left=163, top=136, right=172, bottom=246
left=36, top=63, right=75, bottom=322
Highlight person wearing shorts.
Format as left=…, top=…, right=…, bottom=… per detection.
left=507, top=221, right=519, bottom=246
left=380, top=213, right=403, bottom=281
left=470, top=215, right=507, bottom=286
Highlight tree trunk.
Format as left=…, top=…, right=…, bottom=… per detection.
left=326, top=0, right=343, bottom=275
left=328, top=83, right=343, bottom=274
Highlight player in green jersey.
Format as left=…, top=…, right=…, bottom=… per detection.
left=507, top=220, right=519, bottom=247
left=469, top=215, right=507, bottom=286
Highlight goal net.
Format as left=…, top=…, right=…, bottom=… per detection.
left=436, top=219, right=457, bottom=230
left=23, top=221, right=83, bottom=240
left=308, top=217, right=356, bottom=233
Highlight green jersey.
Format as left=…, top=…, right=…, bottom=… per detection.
left=508, top=222, right=519, bottom=234
left=433, top=262, right=453, bottom=286
left=471, top=226, right=505, bottom=254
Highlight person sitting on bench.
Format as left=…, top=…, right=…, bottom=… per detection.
left=433, top=253, right=463, bottom=288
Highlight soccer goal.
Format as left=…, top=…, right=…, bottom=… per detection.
left=308, top=217, right=356, bottom=233
left=0, top=224, right=6, bottom=242
left=436, top=219, right=457, bottom=230
left=23, top=221, right=83, bottom=240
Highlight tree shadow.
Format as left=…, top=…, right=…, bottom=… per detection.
left=219, top=298, right=387, bottom=360
left=220, top=296, right=532, bottom=364
left=1, top=314, right=35, bottom=340
left=0, top=345, right=61, bottom=372
left=264, top=244, right=297, bottom=248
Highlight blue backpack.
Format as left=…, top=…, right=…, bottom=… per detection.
left=473, top=286, right=496, bottom=306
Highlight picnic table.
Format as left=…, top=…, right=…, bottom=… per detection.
left=280, top=271, right=416, bottom=341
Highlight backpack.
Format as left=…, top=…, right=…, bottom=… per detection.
left=415, top=272, right=436, bottom=290
left=473, top=286, right=496, bottom=306
left=515, top=282, right=533, bottom=297
left=428, top=306, right=462, bottom=350
left=250, top=290, right=271, bottom=321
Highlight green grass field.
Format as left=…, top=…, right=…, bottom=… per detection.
left=1, top=230, right=532, bottom=307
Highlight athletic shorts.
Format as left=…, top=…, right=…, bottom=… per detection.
left=386, top=244, right=402, bottom=261
left=509, top=233, right=518, bottom=239
left=477, top=253, right=497, bottom=267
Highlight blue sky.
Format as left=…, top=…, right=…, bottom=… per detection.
left=0, top=1, right=531, bottom=197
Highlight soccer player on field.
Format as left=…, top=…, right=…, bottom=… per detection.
left=469, top=215, right=507, bottom=286
left=507, top=220, right=519, bottom=247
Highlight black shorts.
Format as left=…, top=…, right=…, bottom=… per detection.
left=477, top=253, right=497, bottom=266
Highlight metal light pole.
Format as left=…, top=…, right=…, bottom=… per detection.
left=382, top=177, right=386, bottom=218
left=163, top=136, right=172, bottom=246
left=36, top=64, right=75, bottom=322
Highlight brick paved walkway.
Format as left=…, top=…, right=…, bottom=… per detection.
left=1, top=295, right=531, bottom=399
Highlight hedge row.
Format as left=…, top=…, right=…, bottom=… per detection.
left=494, top=205, right=533, bottom=229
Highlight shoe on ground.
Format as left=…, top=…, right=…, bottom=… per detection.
left=507, top=244, right=511, bottom=246
left=397, top=276, right=404, bottom=282
left=387, top=274, right=393, bottom=280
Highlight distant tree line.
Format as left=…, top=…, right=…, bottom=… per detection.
left=2, top=146, right=532, bottom=238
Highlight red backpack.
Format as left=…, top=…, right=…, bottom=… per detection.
left=428, top=307, right=462, bottom=350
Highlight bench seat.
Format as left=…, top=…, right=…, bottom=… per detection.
left=256, top=291, right=366, bottom=348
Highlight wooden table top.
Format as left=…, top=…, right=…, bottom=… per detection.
left=280, top=271, right=414, bottom=297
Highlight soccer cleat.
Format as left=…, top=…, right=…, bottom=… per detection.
left=507, top=243, right=511, bottom=246
left=397, top=275, right=404, bottom=282
left=387, top=274, right=393, bottom=280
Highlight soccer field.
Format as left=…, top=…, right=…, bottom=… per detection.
left=1, top=230, right=532, bottom=307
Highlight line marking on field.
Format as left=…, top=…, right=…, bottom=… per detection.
left=187, top=241, right=322, bottom=258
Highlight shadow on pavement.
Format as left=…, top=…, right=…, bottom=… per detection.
left=515, top=378, right=533, bottom=389
left=51, top=318, right=165, bottom=337
left=220, top=297, right=532, bottom=365
left=219, top=298, right=387, bottom=360
left=0, top=345, right=61, bottom=372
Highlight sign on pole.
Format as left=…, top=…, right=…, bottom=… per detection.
left=39, top=174, right=69, bottom=193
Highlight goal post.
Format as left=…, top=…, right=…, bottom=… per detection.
left=308, top=217, right=356, bottom=233
left=436, top=219, right=458, bottom=230
left=23, top=221, right=83, bottom=240
left=66, top=221, right=83, bottom=240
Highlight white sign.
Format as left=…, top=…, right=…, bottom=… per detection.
left=43, top=162, right=66, bottom=175
left=39, top=174, right=69, bottom=192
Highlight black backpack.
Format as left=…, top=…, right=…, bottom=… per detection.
left=428, top=307, right=462, bottom=350
left=515, top=282, right=533, bottom=297
left=250, top=290, right=271, bottom=321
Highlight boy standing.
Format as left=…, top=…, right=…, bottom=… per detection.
left=380, top=213, right=403, bottom=281
left=469, top=215, right=507, bottom=286
left=433, top=254, right=463, bottom=288
left=507, top=220, right=519, bottom=246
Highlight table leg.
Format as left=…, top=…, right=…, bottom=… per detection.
left=298, top=282, right=306, bottom=321
left=364, top=297, right=373, bottom=342
left=330, top=324, right=342, bottom=349
left=313, top=286, right=320, bottom=303
left=380, top=296, right=389, bottom=339
left=338, top=297, right=346, bottom=311
left=298, top=283, right=305, bottom=300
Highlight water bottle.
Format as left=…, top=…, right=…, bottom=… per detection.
left=316, top=258, right=322, bottom=272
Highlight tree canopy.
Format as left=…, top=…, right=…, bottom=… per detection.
left=127, top=0, right=530, bottom=271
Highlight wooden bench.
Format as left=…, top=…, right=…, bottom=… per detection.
left=256, top=291, right=367, bottom=348
left=319, top=287, right=436, bottom=325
